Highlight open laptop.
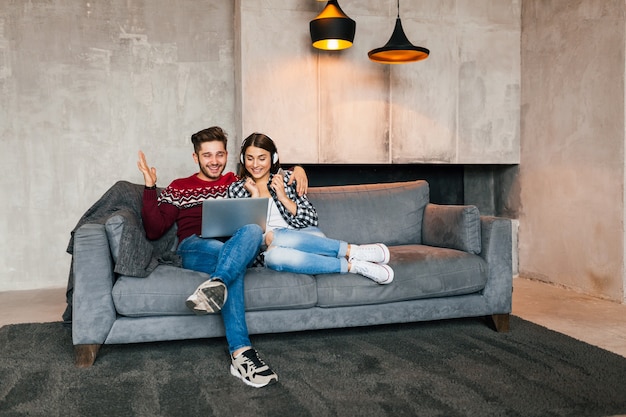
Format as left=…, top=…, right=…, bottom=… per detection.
left=200, top=198, right=269, bottom=238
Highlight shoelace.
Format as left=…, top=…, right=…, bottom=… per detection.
left=244, top=352, right=267, bottom=369
left=242, top=350, right=268, bottom=371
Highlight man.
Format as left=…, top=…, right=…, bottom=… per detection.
left=137, top=126, right=308, bottom=388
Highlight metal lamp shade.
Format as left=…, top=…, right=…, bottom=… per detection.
left=310, top=0, right=356, bottom=51
left=368, top=17, right=429, bottom=64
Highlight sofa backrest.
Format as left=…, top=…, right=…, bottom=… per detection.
left=307, top=180, right=430, bottom=246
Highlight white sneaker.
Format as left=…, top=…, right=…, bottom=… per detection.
left=185, top=279, right=227, bottom=315
left=349, top=243, right=390, bottom=264
left=350, top=260, right=394, bottom=284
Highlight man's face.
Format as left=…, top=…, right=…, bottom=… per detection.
left=193, top=141, right=228, bottom=181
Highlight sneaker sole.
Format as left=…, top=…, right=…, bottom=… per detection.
left=229, top=364, right=278, bottom=388
left=185, top=281, right=227, bottom=315
left=378, top=244, right=391, bottom=264
left=201, top=283, right=227, bottom=313
left=185, top=297, right=211, bottom=315
left=377, top=271, right=394, bottom=285
left=377, top=264, right=394, bottom=284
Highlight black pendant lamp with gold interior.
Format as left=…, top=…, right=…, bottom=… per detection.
left=368, top=0, right=429, bottom=64
left=310, top=0, right=356, bottom=51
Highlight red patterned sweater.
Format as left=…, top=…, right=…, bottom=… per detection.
left=142, top=172, right=238, bottom=243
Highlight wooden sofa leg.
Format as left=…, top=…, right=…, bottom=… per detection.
left=74, top=344, right=101, bottom=368
left=486, top=313, right=510, bottom=332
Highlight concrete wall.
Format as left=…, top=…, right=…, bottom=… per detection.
left=238, top=0, right=520, bottom=165
left=0, top=0, right=521, bottom=292
left=519, top=0, right=625, bottom=301
left=1, top=1, right=236, bottom=291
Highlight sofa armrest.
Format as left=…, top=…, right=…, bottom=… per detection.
left=71, top=223, right=117, bottom=346
left=422, top=203, right=482, bottom=254
left=478, top=216, right=513, bottom=313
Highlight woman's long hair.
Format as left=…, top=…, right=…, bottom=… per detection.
left=238, top=132, right=281, bottom=178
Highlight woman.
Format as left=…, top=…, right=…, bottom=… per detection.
left=227, top=132, right=394, bottom=284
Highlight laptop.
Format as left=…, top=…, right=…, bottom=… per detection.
left=200, top=198, right=269, bottom=238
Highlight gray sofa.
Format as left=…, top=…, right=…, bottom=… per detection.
left=70, top=180, right=513, bottom=367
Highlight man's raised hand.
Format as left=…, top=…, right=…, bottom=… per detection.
left=137, top=150, right=157, bottom=187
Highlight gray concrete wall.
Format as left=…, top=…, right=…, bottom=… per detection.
left=239, top=0, right=520, bottom=164
left=1, top=0, right=521, bottom=292
left=519, top=0, right=625, bottom=301
left=1, top=1, right=236, bottom=291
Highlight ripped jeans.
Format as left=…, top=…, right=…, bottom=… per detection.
left=263, top=227, right=349, bottom=275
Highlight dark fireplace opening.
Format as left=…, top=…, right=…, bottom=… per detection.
left=287, top=163, right=519, bottom=218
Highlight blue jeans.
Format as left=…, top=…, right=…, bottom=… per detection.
left=176, top=224, right=263, bottom=355
left=264, top=227, right=349, bottom=275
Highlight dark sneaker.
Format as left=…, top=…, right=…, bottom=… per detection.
left=230, top=348, right=278, bottom=388
left=185, top=279, right=227, bottom=315
left=349, top=243, right=390, bottom=264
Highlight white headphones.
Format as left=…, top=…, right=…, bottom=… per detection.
left=240, top=151, right=279, bottom=164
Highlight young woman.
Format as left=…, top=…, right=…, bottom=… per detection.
left=227, top=132, right=394, bottom=284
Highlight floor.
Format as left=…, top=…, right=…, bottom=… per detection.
left=1, top=277, right=626, bottom=358
left=511, top=277, right=626, bottom=358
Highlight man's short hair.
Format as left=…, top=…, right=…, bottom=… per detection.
left=191, top=126, right=228, bottom=153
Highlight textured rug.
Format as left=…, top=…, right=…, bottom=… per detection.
left=1, top=316, right=625, bottom=417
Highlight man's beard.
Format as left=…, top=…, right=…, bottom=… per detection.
left=199, top=163, right=224, bottom=180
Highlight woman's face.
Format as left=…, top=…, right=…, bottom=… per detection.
left=243, top=145, right=272, bottom=180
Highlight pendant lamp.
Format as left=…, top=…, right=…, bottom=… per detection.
left=368, top=0, right=429, bottom=64
left=309, top=0, right=356, bottom=51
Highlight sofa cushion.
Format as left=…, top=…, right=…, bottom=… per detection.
left=422, top=204, right=482, bottom=254
left=112, top=265, right=208, bottom=316
left=315, top=245, right=488, bottom=308
left=242, top=267, right=318, bottom=311
left=112, top=265, right=317, bottom=317
left=307, top=180, right=429, bottom=246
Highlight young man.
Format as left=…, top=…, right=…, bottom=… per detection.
left=137, top=126, right=308, bottom=388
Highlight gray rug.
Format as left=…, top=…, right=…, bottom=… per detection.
left=1, top=316, right=625, bottom=417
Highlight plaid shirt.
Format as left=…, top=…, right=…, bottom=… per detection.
left=227, top=170, right=318, bottom=229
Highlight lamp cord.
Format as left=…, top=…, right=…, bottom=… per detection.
left=396, top=0, right=400, bottom=18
